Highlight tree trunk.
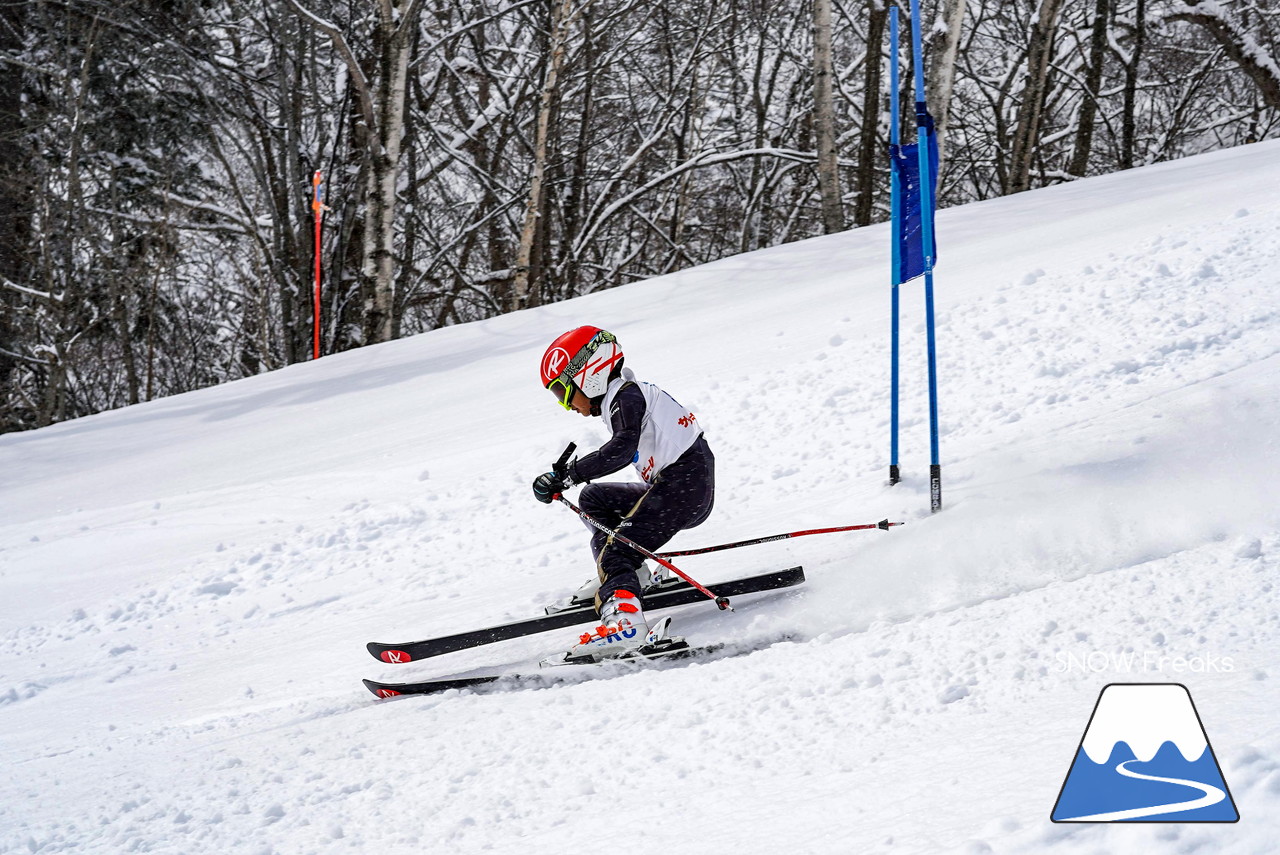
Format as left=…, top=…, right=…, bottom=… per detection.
left=558, top=5, right=596, bottom=297
left=1068, top=0, right=1109, bottom=177
left=1008, top=0, right=1066, bottom=193
left=107, top=165, right=141, bottom=406
left=276, top=18, right=309, bottom=363
left=0, top=0, right=27, bottom=429
left=1120, top=0, right=1147, bottom=169
left=813, top=0, right=843, bottom=233
left=0, top=0, right=26, bottom=284
left=926, top=0, right=968, bottom=168
left=362, top=15, right=413, bottom=343
left=512, top=0, right=579, bottom=312
left=854, top=0, right=887, bottom=227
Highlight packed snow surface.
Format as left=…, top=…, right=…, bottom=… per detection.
left=3, top=141, right=1280, bottom=854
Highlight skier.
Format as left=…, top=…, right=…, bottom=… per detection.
left=532, top=326, right=714, bottom=660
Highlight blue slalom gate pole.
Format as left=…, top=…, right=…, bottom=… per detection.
left=888, top=10, right=902, bottom=487
left=909, top=0, right=943, bottom=512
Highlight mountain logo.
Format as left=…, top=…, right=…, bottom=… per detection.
left=1051, top=683, right=1239, bottom=822
left=379, top=649, right=412, bottom=664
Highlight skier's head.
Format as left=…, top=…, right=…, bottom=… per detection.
left=540, top=326, right=625, bottom=415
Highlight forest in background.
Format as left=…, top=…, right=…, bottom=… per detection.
left=1, top=0, right=1276, bottom=432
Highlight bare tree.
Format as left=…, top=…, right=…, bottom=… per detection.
left=927, top=0, right=969, bottom=165
left=853, top=0, right=888, bottom=227
left=512, top=0, right=589, bottom=310
left=1068, top=0, right=1110, bottom=176
left=286, top=0, right=425, bottom=344
left=1164, top=0, right=1280, bottom=111
left=1008, top=0, right=1067, bottom=192
left=5, top=0, right=1280, bottom=434
left=813, top=0, right=844, bottom=232
left=1120, top=0, right=1149, bottom=168
left=0, top=0, right=29, bottom=431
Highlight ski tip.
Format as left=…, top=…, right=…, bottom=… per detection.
left=363, top=679, right=402, bottom=699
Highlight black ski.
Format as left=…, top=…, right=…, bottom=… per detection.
left=366, top=565, right=804, bottom=663
left=365, top=674, right=516, bottom=698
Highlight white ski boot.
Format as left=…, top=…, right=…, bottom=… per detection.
left=556, top=591, right=671, bottom=664
left=545, top=564, right=654, bottom=615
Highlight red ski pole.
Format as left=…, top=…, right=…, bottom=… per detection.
left=658, top=519, right=903, bottom=559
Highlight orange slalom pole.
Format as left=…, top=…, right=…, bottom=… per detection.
left=311, top=170, right=326, bottom=360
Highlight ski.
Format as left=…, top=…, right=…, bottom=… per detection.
left=366, top=565, right=804, bottom=663
left=364, top=636, right=713, bottom=699
left=364, top=673, right=522, bottom=698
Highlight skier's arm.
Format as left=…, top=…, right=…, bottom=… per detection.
left=568, top=384, right=646, bottom=483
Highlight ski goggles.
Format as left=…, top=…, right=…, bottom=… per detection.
left=547, top=377, right=576, bottom=410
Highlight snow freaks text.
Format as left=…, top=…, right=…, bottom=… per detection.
left=1054, top=651, right=1236, bottom=675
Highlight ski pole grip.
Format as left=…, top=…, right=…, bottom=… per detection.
left=553, top=442, right=576, bottom=479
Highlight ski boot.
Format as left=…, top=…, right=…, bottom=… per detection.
left=545, top=563, right=655, bottom=615
left=551, top=591, right=676, bottom=664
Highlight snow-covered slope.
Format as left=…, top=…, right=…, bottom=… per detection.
left=3, top=141, right=1279, bottom=854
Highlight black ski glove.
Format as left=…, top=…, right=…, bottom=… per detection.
left=532, top=471, right=567, bottom=504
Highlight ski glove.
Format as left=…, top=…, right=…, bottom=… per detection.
left=532, top=471, right=568, bottom=504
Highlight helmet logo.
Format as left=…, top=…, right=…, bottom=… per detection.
left=542, top=347, right=571, bottom=383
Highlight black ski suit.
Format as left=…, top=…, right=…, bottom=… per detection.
left=566, top=373, right=714, bottom=608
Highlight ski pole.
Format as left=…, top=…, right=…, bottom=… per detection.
left=554, top=493, right=733, bottom=611
left=657, top=519, right=903, bottom=559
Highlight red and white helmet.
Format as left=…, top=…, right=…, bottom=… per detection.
left=540, top=326, right=624, bottom=409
